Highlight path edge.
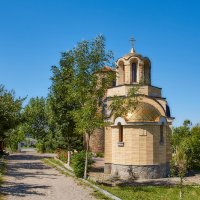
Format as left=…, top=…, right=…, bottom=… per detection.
left=45, top=158, right=121, bottom=200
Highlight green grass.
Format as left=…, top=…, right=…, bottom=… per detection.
left=43, top=158, right=71, bottom=176
left=46, top=158, right=66, bottom=168
left=91, top=189, right=112, bottom=200
left=99, top=185, right=200, bottom=200
left=43, top=158, right=73, bottom=172
left=0, top=158, right=6, bottom=200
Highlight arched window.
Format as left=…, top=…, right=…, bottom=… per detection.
left=118, top=61, right=125, bottom=85
left=160, top=122, right=164, bottom=144
left=144, top=60, right=151, bottom=85
left=118, top=122, right=123, bottom=142
left=132, top=63, right=137, bottom=83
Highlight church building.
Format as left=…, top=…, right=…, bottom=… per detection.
left=103, top=41, right=174, bottom=179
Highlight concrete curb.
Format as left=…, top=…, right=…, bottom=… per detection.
left=54, top=156, right=74, bottom=171
left=46, top=159, right=121, bottom=200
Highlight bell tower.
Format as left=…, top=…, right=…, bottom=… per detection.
left=116, top=37, right=151, bottom=86
left=104, top=38, right=174, bottom=179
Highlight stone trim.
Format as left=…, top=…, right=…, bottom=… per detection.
left=104, top=163, right=112, bottom=174
left=109, top=163, right=170, bottom=179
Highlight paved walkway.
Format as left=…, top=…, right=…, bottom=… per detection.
left=0, top=151, right=96, bottom=200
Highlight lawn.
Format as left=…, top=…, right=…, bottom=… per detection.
left=100, top=185, right=200, bottom=200
left=0, top=158, right=6, bottom=200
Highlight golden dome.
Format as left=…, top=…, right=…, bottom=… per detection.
left=126, top=102, right=161, bottom=122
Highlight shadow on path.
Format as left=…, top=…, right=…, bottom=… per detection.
left=0, top=152, right=56, bottom=198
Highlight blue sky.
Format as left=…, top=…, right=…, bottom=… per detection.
left=0, top=0, right=200, bottom=126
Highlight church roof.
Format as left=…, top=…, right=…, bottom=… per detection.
left=116, top=50, right=151, bottom=64
left=123, top=52, right=150, bottom=62
left=126, top=102, right=161, bottom=122
left=101, top=66, right=115, bottom=72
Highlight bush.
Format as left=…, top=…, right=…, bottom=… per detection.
left=71, top=151, right=94, bottom=178
left=55, top=149, right=68, bottom=163
left=36, top=141, right=46, bottom=153
left=96, top=152, right=104, bottom=158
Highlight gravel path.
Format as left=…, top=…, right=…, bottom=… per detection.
left=0, top=151, right=96, bottom=200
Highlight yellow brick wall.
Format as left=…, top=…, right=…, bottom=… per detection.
left=107, top=85, right=161, bottom=99
left=105, top=124, right=171, bottom=166
left=148, top=86, right=162, bottom=97
left=104, top=127, right=112, bottom=163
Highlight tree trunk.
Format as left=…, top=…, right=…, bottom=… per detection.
left=67, top=150, right=71, bottom=165
left=84, top=132, right=90, bottom=179
left=67, top=138, right=71, bottom=165
left=0, top=141, right=4, bottom=154
left=179, top=176, right=183, bottom=200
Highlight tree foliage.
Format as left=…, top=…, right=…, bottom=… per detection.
left=23, top=97, right=48, bottom=140
left=71, top=151, right=94, bottom=178
left=0, top=84, right=24, bottom=152
left=171, top=145, right=188, bottom=200
left=172, top=120, right=200, bottom=170
left=61, top=35, right=115, bottom=178
left=5, top=125, right=26, bottom=152
left=109, top=86, right=139, bottom=119
left=49, top=56, right=82, bottom=153
left=67, top=35, right=115, bottom=135
left=22, top=97, right=56, bottom=152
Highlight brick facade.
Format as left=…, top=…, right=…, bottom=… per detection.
left=104, top=48, right=174, bottom=179
left=89, top=128, right=104, bottom=153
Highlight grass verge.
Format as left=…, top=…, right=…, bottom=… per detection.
left=43, top=158, right=73, bottom=177
left=0, top=157, right=6, bottom=200
left=99, top=184, right=200, bottom=200
left=43, top=158, right=113, bottom=200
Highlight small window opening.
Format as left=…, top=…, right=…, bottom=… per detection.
left=132, top=63, right=137, bottom=82
left=160, top=122, right=164, bottom=144
left=118, top=122, right=123, bottom=142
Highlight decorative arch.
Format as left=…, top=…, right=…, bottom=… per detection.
left=114, top=117, right=127, bottom=125
left=129, top=57, right=140, bottom=83
left=139, top=96, right=166, bottom=117
left=144, top=59, right=151, bottom=85
left=117, top=60, right=125, bottom=85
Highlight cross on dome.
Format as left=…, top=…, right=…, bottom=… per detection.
left=129, top=36, right=136, bottom=53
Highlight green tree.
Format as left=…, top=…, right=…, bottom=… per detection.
left=23, top=97, right=50, bottom=152
left=184, top=125, right=200, bottom=169
left=49, top=52, right=83, bottom=164
left=23, top=97, right=48, bottom=139
left=172, top=122, right=191, bottom=151
left=172, top=120, right=200, bottom=170
left=0, top=84, right=24, bottom=153
left=171, top=146, right=188, bottom=200
left=63, top=35, right=115, bottom=178
left=5, top=124, right=26, bottom=152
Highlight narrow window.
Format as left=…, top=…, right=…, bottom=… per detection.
left=132, top=63, right=137, bottom=82
left=112, top=80, right=116, bottom=87
left=118, top=62, right=125, bottom=85
left=118, top=122, right=123, bottom=142
left=160, top=122, right=164, bottom=144
left=122, top=65, right=125, bottom=83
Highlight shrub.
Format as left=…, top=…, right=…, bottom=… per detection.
left=71, top=151, right=94, bottom=178
left=96, top=152, right=104, bottom=158
left=36, top=141, right=46, bottom=153
left=55, top=149, right=68, bottom=163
